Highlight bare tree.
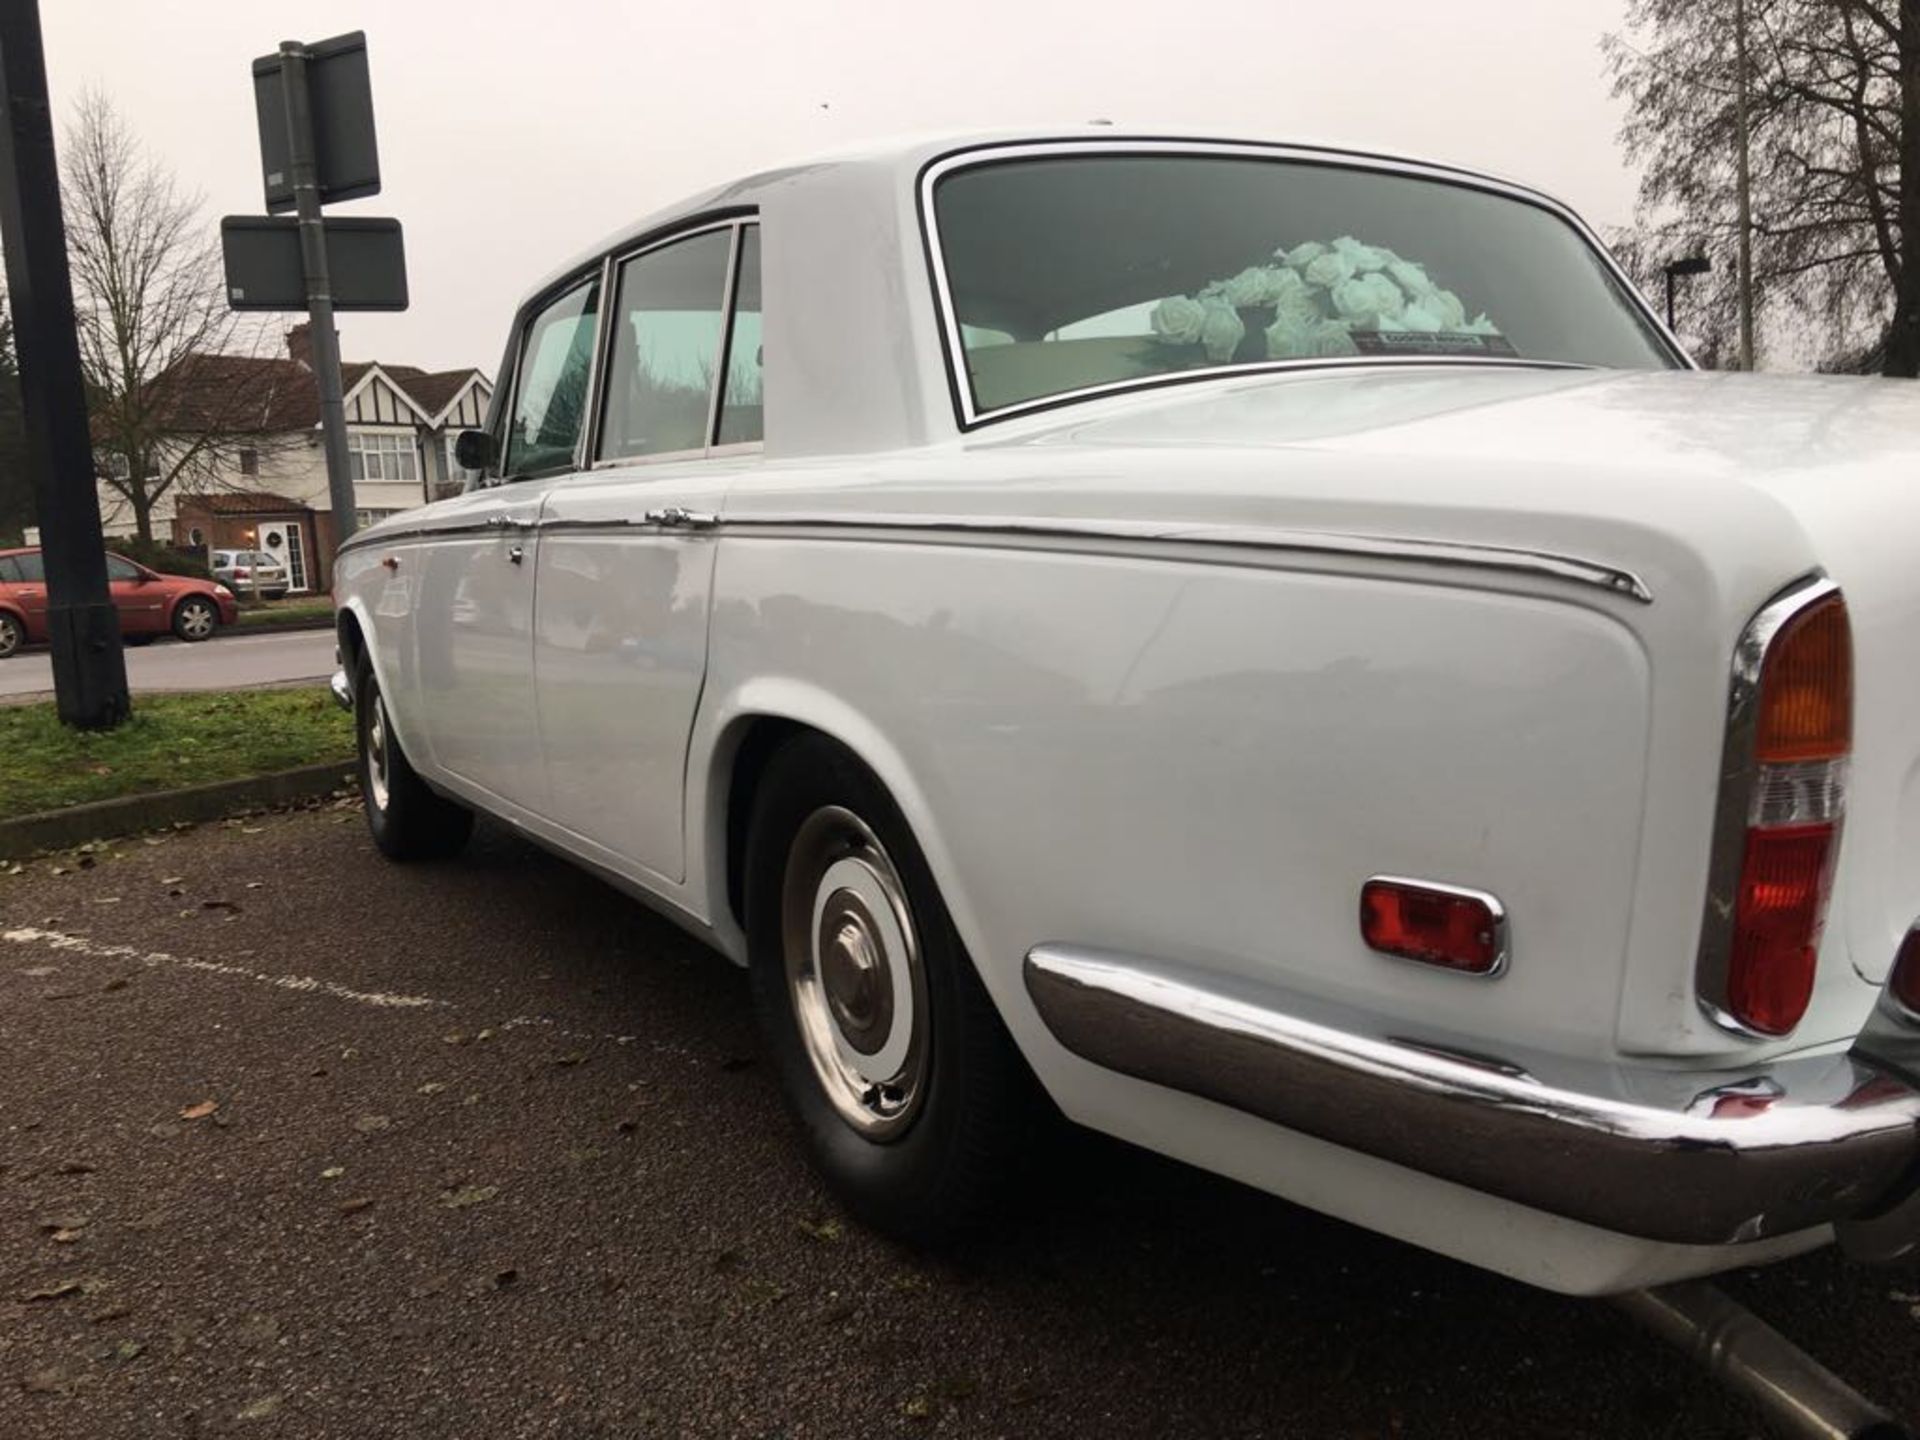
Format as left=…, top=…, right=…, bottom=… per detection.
left=0, top=298, right=31, bottom=543
left=1605, top=0, right=1919, bottom=377
left=62, top=91, right=292, bottom=541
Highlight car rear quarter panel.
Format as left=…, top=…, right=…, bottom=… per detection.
left=700, top=535, right=1656, bottom=1067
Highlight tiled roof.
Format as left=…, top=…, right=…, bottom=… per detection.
left=176, top=491, right=311, bottom=516
left=143, top=355, right=487, bottom=434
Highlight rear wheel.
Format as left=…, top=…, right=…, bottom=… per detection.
left=171, top=596, right=218, bottom=642
left=0, top=612, right=21, bottom=658
left=355, top=655, right=473, bottom=862
left=745, top=735, right=1037, bottom=1242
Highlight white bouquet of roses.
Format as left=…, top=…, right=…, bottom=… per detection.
left=1149, top=237, right=1501, bottom=363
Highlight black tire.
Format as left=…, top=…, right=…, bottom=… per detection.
left=171, top=595, right=219, bottom=642
left=124, top=633, right=157, bottom=647
left=355, top=653, right=473, bottom=862
left=0, top=611, right=21, bottom=658
left=745, top=734, right=1038, bottom=1243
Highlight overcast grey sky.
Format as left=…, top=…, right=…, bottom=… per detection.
left=44, top=0, right=1641, bottom=376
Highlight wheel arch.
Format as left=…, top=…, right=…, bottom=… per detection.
left=697, top=680, right=982, bottom=982
left=333, top=597, right=427, bottom=763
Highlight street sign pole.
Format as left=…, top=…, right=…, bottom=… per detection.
left=276, top=41, right=357, bottom=546
left=0, top=0, right=128, bottom=728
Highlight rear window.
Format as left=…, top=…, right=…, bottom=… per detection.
left=930, top=151, right=1676, bottom=418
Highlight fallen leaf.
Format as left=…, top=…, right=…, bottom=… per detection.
left=87, top=1305, right=132, bottom=1325
left=201, top=899, right=240, bottom=914
left=553, top=1050, right=588, bottom=1068
left=102, top=977, right=129, bottom=993
left=147, top=1122, right=181, bottom=1140
left=797, top=1216, right=844, bottom=1244
left=439, top=1184, right=498, bottom=1210
left=160, top=877, right=183, bottom=885
left=25, top=1279, right=83, bottom=1302
left=56, top=1160, right=95, bottom=1175
left=50, top=1229, right=83, bottom=1245
left=337, top=1198, right=373, bottom=1216
left=180, top=1100, right=218, bottom=1121
left=235, top=1394, right=282, bottom=1422
left=903, top=1394, right=934, bottom=1421
left=417, top=1082, right=446, bottom=1096
left=320, top=1166, right=345, bottom=1180
left=351, top=1114, right=391, bottom=1134
left=107, top=1339, right=143, bottom=1363
left=38, top=1215, right=87, bottom=1233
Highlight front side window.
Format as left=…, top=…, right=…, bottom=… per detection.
left=597, top=228, right=733, bottom=462
left=347, top=431, right=419, bottom=482
left=105, top=555, right=141, bottom=581
left=506, top=276, right=601, bottom=477
left=930, top=151, right=1678, bottom=419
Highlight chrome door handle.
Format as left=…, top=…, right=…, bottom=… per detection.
left=645, top=506, right=719, bottom=530
left=508, top=544, right=524, bottom=565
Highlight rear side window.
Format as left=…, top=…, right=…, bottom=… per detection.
left=11, top=552, right=44, bottom=582
left=505, top=275, right=602, bottom=478
left=595, top=221, right=764, bottom=464
left=598, top=228, right=734, bottom=461
left=0, top=556, right=20, bottom=582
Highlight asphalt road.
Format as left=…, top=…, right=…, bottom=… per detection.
left=0, top=629, right=336, bottom=701
left=3, top=807, right=1917, bottom=1438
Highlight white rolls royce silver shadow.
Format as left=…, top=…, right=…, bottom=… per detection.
left=330, top=132, right=1920, bottom=1339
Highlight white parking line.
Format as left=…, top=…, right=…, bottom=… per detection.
left=3, top=927, right=447, bottom=1011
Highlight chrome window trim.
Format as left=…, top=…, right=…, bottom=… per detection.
left=916, top=138, right=1696, bottom=431
left=1694, top=573, right=1843, bottom=1041
left=1362, top=875, right=1512, bottom=979
left=591, top=217, right=759, bottom=470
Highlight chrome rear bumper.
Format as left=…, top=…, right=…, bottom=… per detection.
left=1025, top=946, right=1920, bottom=1248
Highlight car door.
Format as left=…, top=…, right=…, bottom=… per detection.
left=532, top=220, right=760, bottom=883
left=7, top=551, right=49, bottom=637
left=105, top=554, right=167, bottom=634
left=408, top=269, right=603, bottom=813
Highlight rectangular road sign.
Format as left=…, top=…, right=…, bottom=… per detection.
left=221, top=216, right=408, bottom=311
left=252, top=31, right=380, bottom=213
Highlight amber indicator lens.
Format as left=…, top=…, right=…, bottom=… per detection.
left=1755, top=595, right=1852, bottom=763
left=1360, top=880, right=1502, bottom=975
left=1893, top=927, right=1920, bottom=1019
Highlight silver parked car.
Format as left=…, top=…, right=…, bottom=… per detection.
left=210, top=549, right=289, bottom=600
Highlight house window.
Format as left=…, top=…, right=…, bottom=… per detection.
left=239, top=447, right=259, bottom=476
left=354, top=507, right=407, bottom=528
left=99, top=451, right=132, bottom=480
left=346, top=431, right=419, bottom=482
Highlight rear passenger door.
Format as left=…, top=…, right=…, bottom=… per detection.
left=533, top=219, right=762, bottom=884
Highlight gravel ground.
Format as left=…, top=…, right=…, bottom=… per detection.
left=2, top=805, right=1916, bottom=1439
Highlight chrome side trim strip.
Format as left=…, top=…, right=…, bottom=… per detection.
left=1694, top=574, right=1842, bottom=1040
left=340, top=509, right=1652, bottom=602
left=718, top=511, right=1654, bottom=603
left=1024, top=944, right=1920, bottom=1245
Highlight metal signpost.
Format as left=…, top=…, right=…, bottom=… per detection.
left=0, top=0, right=129, bottom=727
left=226, top=32, right=406, bottom=551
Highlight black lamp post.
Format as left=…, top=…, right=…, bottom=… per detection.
left=1663, top=255, right=1713, bottom=332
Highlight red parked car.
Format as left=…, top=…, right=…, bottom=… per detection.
left=0, top=547, right=237, bottom=658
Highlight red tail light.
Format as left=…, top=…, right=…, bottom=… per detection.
left=1361, top=878, right=1507, bottom=976
left=1704, top=585, right=1851, bottom=1038
left=1892, top=927, right=1920, bottom=1019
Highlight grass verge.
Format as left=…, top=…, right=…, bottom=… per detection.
left=235, top=598, right=336, bottom=629
left=0, top=688, right=354, bottom=819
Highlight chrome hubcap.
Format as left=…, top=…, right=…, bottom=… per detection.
left=782, top=806, right=928, bottom=1139
left=365, top=695, right=392, bottom=812
left=179, top=603, right=213, bottom=638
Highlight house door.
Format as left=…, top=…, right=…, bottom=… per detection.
left=282, top=524, right=308, bottom=591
